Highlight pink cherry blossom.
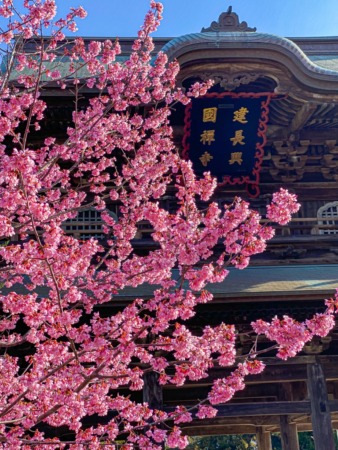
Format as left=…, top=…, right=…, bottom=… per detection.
left=0, top=1, right=334, bottom=448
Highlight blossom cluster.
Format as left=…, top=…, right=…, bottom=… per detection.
left=0, top=1, right=334, bottom=449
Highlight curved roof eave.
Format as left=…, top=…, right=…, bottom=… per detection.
left=161, top=32, right=338, bottom=85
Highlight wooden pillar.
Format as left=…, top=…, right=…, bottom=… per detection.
left=280, top=416, right=300, bottom=450
left=143, top=372, right=163, bottom=410
left=256, top=427, right=272, bottom=450
left=277, top=383, right=300, bottom=450
left=307, top=362, right=335, bottom=450
left=143, top=372, right=164, bottom=448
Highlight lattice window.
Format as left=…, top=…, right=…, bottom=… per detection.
left=317, top=201, right=338, bottom=235
left=63, top=208, right=117, bottom=240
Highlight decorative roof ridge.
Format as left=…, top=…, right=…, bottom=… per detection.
left=161, top=32, right=338, bottom=77
left=201, top=8, right=256, bottom=33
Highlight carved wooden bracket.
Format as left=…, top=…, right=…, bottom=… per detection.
left=269, top=167, right=306, bottom=182
left=273, top=139, right=310, bottom=156
left=268, top=139, right=311, bottom=181
left=326, top=140, right=338, bottom=154
left=321, top=167, right=338, bottom=181
left=271, top=155, right=307, bottom=170
left=200, top=71, right=259, bottom=91
left=323, top=154, right=338, bottom=168
left=289, top=103, right=317, bottom=133
left=280, top=172, right=304, bottom=182
left=303, top=336, right=332, bottom=355
left=201, top=10, right=257, bottom=33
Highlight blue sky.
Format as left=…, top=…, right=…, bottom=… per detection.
left=53, top=0, right=338, bottom=38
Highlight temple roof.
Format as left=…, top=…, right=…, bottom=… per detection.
left=7, top=6, right=338, bottom=93
left=309, top=54, right=338, bottom=71
left=3, top=265, right=337, bottom=303
left=161, top=32, right=338, bottom=78
left=105, top=265, right=338, bottom=302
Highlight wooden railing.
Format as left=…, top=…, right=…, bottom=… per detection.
left=264, top=217, right=338, bottom=236
left=135, top=217, right=338, bottom=240
left=60, top=216, right=338, bottom=241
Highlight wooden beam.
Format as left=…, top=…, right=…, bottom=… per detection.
left=262, top=355, right=338, bottom=366
left=176, top=361, right=338, bottom=387
left=165, top=399, right=338, bottom=418
left=163, top=383, right=278, bottom=403
left=215, top=401, right=311, bottom=417
left=280, top=416, right=300, bottom=450
left=299, top=129, right=338, bottom=142
left=182, top=424, right=258, bottom=436
left=289, top=103, right=317, bottom=133
left=307, top=362, right=335, bottom=450
left=256, top=427, right=272, bottom=450
left=182, top=419, right=338, bottom=436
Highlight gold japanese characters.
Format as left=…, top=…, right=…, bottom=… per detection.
left=199, top=106, right=250, bottom=167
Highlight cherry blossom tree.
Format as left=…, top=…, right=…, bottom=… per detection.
left=0, top=1, right=337, bottom=448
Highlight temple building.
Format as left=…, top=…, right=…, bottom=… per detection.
left=20, top=8, right=338, bottom=450
left=138, top=10, right=338, bottom=450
